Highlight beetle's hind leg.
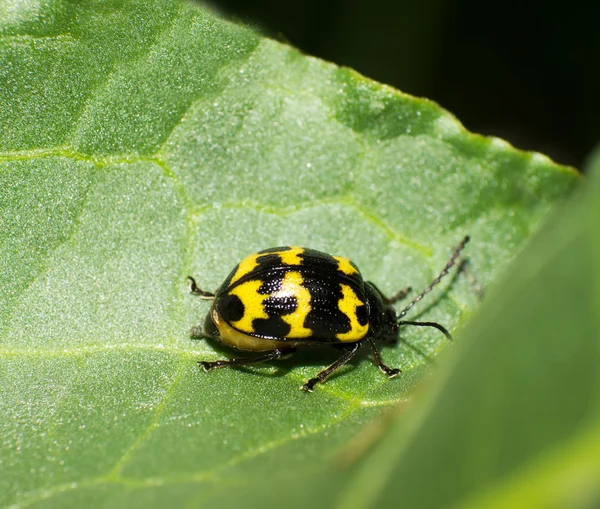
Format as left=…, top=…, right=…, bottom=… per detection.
left=187, top=276, right=216, bottom=299
left=198, top=348, right=295, bottom=371
left=366, top=338, right=401, bottom=378
left=190, top=306, right=221, bottom=340
left=301, top=342, right=361, bottom=392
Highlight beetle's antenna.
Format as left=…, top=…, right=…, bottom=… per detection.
left=397, top=235, right=470, bottom=321
left=397, top=320, right=453, bottom=341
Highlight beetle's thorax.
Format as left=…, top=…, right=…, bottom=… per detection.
left=364, top=282, right=398, bottom=342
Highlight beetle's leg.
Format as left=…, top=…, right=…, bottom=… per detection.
left=187, top=276, right=216, bottom=299
left=382, top=286, right=412, bottom=305
left=366, top=338, right=401, bottom=378
left=190, top=307, right=221, bottom=339
left=368, top=282, right=412, bottom=305
left=190, top=325, right=211, bottom=339
left=459, top=259, right=485, bottom=301
left=301, top=342, right=361, bottom=392
left=198, top=348, right=294, bottom=371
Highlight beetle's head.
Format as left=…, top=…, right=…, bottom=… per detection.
left=364, top=282, right=399, bottom=342
left=380, top=305, right=399, bottom=342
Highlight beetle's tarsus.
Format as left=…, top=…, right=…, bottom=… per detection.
left=366, top=337, right=401, bottom=379
left=188, top=276, right=216, bottom=299
left=198, top=360, right=225, bottom=371
left=300, top=343, right=362, bottom=393
left=300, top=380, right=317, bottom=392
left=380, top=366, right=401, bottom=378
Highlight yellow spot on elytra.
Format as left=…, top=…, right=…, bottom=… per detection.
left=275, top=246, right=304, bottom=265
left=228, top=270, right=312, bottom=338
left=336, top=284, right=368, bottom=341
left=230, top=253, right=261, bottom=285
left=334, top=256, right=358, bottom=275
left=212, top=307, right=296, bottom=352
left=229, top=280, right=269, bottom=333
left=278, top=271, right=312, bottom=338
left=229, top=247, right=304, bottom=285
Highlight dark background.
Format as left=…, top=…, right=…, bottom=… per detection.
left=211, top=0, right=599, bottom=170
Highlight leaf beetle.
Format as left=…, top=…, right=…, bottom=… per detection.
left=188, top=236, right=469, bottom=391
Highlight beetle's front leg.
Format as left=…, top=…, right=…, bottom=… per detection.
left=301, top=342, right=361, bottom=392
left=366, top=338, right=401, bottom=378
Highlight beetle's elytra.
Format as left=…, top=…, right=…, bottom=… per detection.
left=188, top=237, right=469, bottom=392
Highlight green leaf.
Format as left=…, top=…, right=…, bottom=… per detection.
left=0, top=1, right=578, bottom=507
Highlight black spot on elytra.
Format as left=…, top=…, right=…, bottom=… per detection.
left=255, top=253, right=282, bottom=273
left=263, top=295, right=298, bottom=316
left=305, top=308, right=351, bottom=337
left=304, top=281, right=352, bottom=338
left=301, top=248, right=339, bottom=270
left=356, top=303, right=368, bottom=326
left=252, top=315, right=291, bottom=338
left=258, top=275, right=282, bottom=295
left=217, top=293, right=244, bottom=322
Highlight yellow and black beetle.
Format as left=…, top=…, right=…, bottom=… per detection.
left=189, top=237, right=469, bottom=392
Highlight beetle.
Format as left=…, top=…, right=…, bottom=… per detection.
left=188, top=236, right=469, bottom=392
